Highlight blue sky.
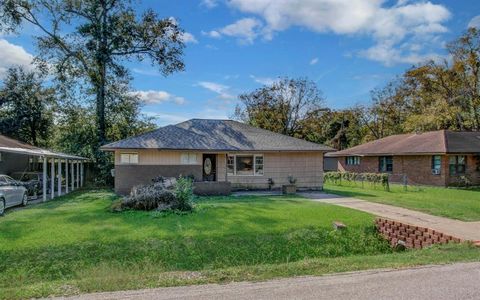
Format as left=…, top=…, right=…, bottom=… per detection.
left=1, top=0, right=480, bottom=125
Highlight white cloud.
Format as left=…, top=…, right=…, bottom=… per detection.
left=249, top=75, right=276, bottom=85
left=201, top=0, right=218, bottom=9
left=132, top=68, right=161, bottom=76
left=197, top=81, right=235, bottom=100
left=180, top=32, right=198, bottom=44
left=310, top=57, right=319, bottom=65
left=202, top=30, right=222, bottom=39
left=131, top=90, right=186, bottom=105
left=144, top=109, right=229, bottom=126
left=468, top=15, right=480, bottom=29
left=205, top=18, right=263, bottom=44
left=222, top=0, right=451, bottom=65
left=0, top=39, right=34, bottom=78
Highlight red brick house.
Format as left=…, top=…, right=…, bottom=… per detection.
left=326, top=130, right=480, bottom=187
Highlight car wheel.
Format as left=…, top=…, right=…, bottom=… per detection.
left=22, top=193, right=28, bottom=206
left=0, top=199, right=5, bottom=216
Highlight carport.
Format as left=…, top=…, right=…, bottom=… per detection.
left=0, top=134, right=87, bottom=201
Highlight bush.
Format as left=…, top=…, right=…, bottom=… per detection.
left=113, top=176, right=194, bottom=212
left=173, top=176, right=194, bottom=211
left=324, top=171, right=390, bottom=191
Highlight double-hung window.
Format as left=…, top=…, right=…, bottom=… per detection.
left=227, top=154, right=264, bottom=176
left=346, top=156, right=360, bottom=165
left=379, top=156, right=393, bottom=172
left=449, top=156, right=466, bottom=175
left=120, top=153, right=138, bottom=164
left=431, top=155, right=441, bottom=174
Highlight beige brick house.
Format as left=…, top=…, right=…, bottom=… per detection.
left=101, top=119, right=333, bottom=195
left=326, top=130, right=480, bottom=187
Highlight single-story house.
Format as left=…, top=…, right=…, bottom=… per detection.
left=0, top=134, right=87, bottom=201
left=326, top=130, right=480, bottom=187
left=101, top=119, right=333, bottom=195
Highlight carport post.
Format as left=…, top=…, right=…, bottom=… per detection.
left=65, top=159, right=69, bottom=193
left=76, top=160, right=80, bottom=189
left=80, top=162, right=84, bottom=187
left=50, top=158, right=55, bottom=199
left=57, top=159, right=62, bottom=197
left=70, top=160, right=74, bottom=191
left=42, top=157, right=47, bottom=202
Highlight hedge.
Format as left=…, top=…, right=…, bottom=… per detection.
left=324, top=171, right=390, bottom=191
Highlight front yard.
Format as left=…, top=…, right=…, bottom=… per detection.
left=324, top=183, right=480, bottom=221
left=1, top=189, right=479, bottom=299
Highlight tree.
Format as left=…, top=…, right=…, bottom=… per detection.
left=234, top=77, right=326, bottom=136
left=358, top=80, right=409, bottom=140
left=0, top=66, right=55, bottom=146
left=53, top=77, right=155, bottom=184
left=0, top=0, right=185, bottom=170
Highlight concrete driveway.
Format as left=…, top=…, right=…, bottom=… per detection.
left=299, top=192, right=480, bottom=242
left=55, top=262, right=480, bottom=300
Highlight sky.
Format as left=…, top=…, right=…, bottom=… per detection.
left=1, top=0, right=480, bottom=126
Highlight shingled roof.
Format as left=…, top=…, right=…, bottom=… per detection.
left=0, top=134, right=87, bottom=160
left=101, top=119, right=333, bottom=152
left=327, top=130, right=480, bottom=157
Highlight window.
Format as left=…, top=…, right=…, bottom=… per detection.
left=227, top=155, right=235, bottom=175
left=120, top=153, right=138, bottom=164
left=255, top=155, right=264, bottom=175
left=236, top=155, right=254, bottom=175
left=379, top=156, right=393, bottom=172
left=449, top=156, right=466, bottom=175
left=227, top=154, right=264, bottom=176
left=180, top=153, right=197, bottom=165
left=346, top=156, right=360, bottom=165
left=432, top=155, right=441, bottom=174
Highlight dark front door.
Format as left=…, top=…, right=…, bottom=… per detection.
left=202, top=154, right=216, bottom=181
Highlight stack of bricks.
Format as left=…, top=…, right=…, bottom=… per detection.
left=375, top=217, right=462, bottom=249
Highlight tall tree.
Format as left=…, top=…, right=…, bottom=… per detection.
left=0, top=0, right=185, bottom=170
left=0, top=66, right=55, bottom=146
left=235, top=77, right=326, bottom=136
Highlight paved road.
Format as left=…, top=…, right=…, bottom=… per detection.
left=299, top=192, right=480, bottom=242
left=57, top=262, right=480, bottom=300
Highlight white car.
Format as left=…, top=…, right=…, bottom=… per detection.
left=0, top=175, right=28, bottom=215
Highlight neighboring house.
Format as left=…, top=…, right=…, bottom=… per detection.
left=326, top=130, right=480, bottom=187
left=101, top=119, right=333, bottom=195
left=323, top=157, right=338, bottom=171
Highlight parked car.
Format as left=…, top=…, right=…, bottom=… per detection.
left=11, top=172, right=50, bottom=196
left=0, top=175, right=28, bottom=215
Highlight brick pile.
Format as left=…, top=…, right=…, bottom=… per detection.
left=375, top=217, right=462, bottom=249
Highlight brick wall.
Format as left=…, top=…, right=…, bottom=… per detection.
left=337, top=155, right=449, bottom=186
left=447, top=155, right=480, bottom=186
left=375, top=218, right=461, bottom=249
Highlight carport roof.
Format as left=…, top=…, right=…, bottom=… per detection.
left=0, top=134, right=87, bottom=160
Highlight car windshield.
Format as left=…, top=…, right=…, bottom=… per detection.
left=0, top=176, right=7, bottom=184
left=12, top=173, right=40, bottom=181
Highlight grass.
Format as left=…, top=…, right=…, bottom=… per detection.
left=324, top=182, right=480, bottom=221
left=0, top=189, right=479, bottom=299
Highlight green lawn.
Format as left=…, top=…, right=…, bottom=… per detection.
left=324, top=182, right=480, bottom=221
left=0, top=189, right=479, bottom=299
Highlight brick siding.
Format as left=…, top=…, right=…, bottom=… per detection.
left=375, top=218, right=462, bottom=249
left=337, top=154, right=480, bottom=187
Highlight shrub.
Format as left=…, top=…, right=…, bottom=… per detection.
left=173, top=176, right=194, bottom=211
left=121, top=183, right=177, bottom=211
left=113, top=176, right=194, bottom=212
left=325, top=171, right=390, bottom=191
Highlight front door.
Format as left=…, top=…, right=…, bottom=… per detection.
left=202, top=154, right=216, bottom=181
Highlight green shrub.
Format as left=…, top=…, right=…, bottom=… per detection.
left=325, top=171, right=390, bottom=191
left=174, top=176, right=194, bottom=211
